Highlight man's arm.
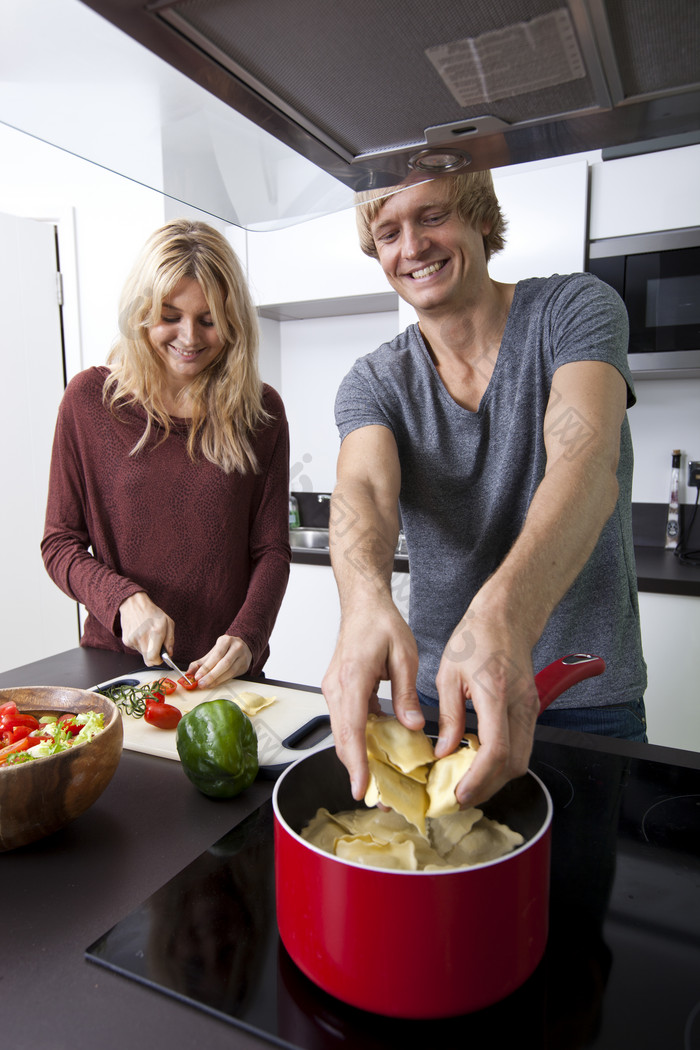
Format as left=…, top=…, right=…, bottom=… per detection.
left=322, top=425, right=424, bottom=798
left=436, top=359, right=628, bottom=807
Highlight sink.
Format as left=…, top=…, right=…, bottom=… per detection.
left=289, top=527, right=330, bottom=550
left=290, top=527, right=408, bottom=560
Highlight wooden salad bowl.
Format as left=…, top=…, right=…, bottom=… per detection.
left=0, top=686, right=123, bottom=851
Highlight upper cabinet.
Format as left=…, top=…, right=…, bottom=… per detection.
left=490, top=158, right=590, bottom=281
left=244, top=206, right=391, bottom=309
left=589, top=144, right=700, bottom=241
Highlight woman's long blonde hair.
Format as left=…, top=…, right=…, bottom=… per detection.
left=105, top=219, right=268, bottom=475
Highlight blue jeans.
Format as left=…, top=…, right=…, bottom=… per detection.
left=417, top=690, right=648, bottom=744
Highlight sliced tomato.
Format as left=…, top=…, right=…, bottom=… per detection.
left=58, top=713, right=84, bottom=736
left=1, top=711, right=40, bottom=733
left=2, top=725, right=32, bottom=745
left=144, top=702, right=182, bottom=730
left=0, top=735, right=35, bottom=766
left=159, top=678, right=177, bottom=695
left=177, top=675, right=198, bottom=691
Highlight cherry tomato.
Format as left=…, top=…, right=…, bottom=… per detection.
left=144, top=702, right=182, bottom=730
left=149, top=687, right=166, bottom=703
left=177, top=675, right=198, bottom=691
left=160, top=678, right=177, bottom=695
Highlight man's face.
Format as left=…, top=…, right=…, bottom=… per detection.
left=369, top=178, right=489, bottom=315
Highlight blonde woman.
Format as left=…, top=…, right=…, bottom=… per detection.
left=42, top=219, right=290, bottom=688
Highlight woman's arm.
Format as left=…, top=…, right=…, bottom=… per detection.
left=190, top=410, right=292, bottom=687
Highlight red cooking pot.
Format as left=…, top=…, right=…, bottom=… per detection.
left=273, top=653, right=605, bottom=1019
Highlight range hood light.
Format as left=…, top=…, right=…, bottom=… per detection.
left=408, top=149, right=472, bottom=173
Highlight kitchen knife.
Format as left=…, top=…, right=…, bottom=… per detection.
left=160, top=648, right=192, bottom=683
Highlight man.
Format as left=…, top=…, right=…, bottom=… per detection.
left=321, top=170, right=647, bottom=809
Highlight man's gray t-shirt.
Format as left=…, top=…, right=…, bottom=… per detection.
left=335, top=273, right=647, bottom=708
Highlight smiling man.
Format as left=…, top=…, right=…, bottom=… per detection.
left=321, top=170, right=647, bottom=808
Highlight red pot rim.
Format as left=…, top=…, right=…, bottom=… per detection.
left=272, top=742, right=553, bottom=876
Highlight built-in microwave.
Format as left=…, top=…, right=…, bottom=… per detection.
left=587, top=227, right=700, bottom=379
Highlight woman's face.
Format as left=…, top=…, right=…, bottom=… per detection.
left=148, top=277, right=224, bottom=397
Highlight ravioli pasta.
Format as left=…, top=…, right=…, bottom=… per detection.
left=301, top=716, right=524, bottom=871
left=232, top=690, right=277, bottom=716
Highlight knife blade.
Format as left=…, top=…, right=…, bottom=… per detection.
left=160, top=648, right=191, bottom=683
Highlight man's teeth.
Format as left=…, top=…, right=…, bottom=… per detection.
left=410, top=262, right=444, bottom=279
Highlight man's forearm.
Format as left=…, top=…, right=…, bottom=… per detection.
left=475, top=432, right=620, bottom=649
left=328, top=480, right=400, bottom=609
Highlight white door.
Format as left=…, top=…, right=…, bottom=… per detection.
left=0, top=211, right=80, bottom=672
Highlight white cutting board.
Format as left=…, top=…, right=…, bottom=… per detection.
left=92, top=668, right=333, bottom=774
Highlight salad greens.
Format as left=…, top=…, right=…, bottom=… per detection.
left=5, top=711, right=105, bottom=765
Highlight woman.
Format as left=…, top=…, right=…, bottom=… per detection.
left=42, top=219, right=291, bottom=688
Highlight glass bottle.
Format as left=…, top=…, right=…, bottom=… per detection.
left=289, top=492, right=301, bottom=530
left=664, top=449, right=681, bottom=550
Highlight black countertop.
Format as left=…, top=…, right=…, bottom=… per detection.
left=292, top=545, right=700, bottom=596
left=290, top=499, right=700, bottom=596
left=1, top=648, right=699, bottom=1050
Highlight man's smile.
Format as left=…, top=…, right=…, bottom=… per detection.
left=407, top=260, right=447, bottom=280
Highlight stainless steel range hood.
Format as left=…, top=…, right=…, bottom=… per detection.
left=80, top=0, right=700, bottom=189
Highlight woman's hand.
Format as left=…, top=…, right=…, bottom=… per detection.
left=188, top=635, right=253, bottom=689
left=119, top=592, right=175, bottom=665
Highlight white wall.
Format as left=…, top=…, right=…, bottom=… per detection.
left=0, top=123, right=165, bottom=379
left=281, top=311, right=399, bottom=492
left=628, top=379, right=700, bottom=504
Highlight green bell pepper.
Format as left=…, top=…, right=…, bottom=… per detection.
left=176, top=698, right=259, bottom=798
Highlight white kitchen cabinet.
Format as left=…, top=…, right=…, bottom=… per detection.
left=265, top=562, right=409, bottom=699
left=265, top=563, right=340, bottom=690
left=589, top=144, right=700, bottom=241
left=491, top=158, right=590, bottom=279
left=638, top=591, right=700, bottom=752
left=244, top=206, right=391, bottom=307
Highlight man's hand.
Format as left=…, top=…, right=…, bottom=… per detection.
left=187, top=635, right=252, bottom=688
left=119, top=592, right=175, bottom=666
left=435, top=605, right=540, bottom=809
left=322, top=598, right=423, bottom=800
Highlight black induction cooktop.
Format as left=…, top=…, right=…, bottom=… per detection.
left=86, top=734, right=700, bottom=1049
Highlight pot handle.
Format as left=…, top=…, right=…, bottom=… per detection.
left=534, top=653, right=606, bottom=714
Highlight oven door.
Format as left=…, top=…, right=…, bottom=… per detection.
left=588, top=228, right=700, bottom=379
left=625, top=246, right=700, bottom=355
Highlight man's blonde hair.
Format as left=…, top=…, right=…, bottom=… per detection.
left=355, top=170, right=507, bottom=262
